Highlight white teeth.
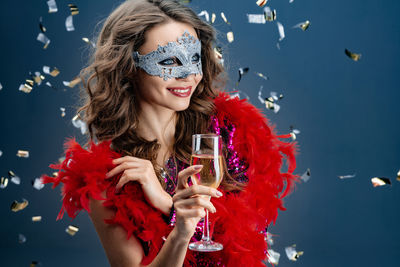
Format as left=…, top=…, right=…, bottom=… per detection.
left=170, top=88, right=189, bottom=93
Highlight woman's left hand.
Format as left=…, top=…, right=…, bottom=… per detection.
left=105, top=156, right=172, bottom=215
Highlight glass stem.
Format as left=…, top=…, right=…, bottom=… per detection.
left=201, top=209, right=210, bottom=242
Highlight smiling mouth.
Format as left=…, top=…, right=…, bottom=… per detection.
left=166, top=86, right=192, bottom=97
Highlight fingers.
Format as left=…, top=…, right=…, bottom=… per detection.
left=173, top=185, right=223, bottom=201
left=176, top=197, right=216, bottom=213
left=177, top=165, right=203, bottom=190
left=106, top=161, right=141, bottom=178
left=115, top=170, right=141, bottom=191
left=176, top=207, right=207, bottom=219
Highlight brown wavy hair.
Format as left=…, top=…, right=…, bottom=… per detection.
left=78, top=0, right=245, bottom=192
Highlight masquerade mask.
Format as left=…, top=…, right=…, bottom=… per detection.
left=132, top=31, right=202, bottom=81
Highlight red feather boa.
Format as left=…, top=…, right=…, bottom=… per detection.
left=42, top=92, right=299, bottom=266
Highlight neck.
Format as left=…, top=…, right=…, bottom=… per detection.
left=136, top=102, right=176, bottom=149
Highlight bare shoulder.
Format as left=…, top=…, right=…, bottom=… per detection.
left=89, top=194, right=145, bottom=267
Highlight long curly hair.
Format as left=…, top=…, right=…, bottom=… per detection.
left=78, top=0, right=244, bottom=192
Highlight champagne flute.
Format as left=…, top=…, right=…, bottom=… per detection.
left=188, top=134, right=224, bottom=252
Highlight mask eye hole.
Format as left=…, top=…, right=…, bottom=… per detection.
left=158, top=57, right=182, bottom=66
left=191, top=53, right=200, bottom=63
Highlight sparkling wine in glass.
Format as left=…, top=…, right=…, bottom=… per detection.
left=188, top=134, right=224, bottom=252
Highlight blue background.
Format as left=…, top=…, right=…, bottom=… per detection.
left=0, top=0, right=399, bottom=266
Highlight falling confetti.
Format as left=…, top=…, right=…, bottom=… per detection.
left=65, top=225, right=79, bottom=236
left=30, top=261, right=40, bottom=267
left=16, top=150, right=29, bottom=158
left=39, top=17, right=46, bottom=33
left=198, top=10, right=209, bottom=22
left=63, top=77, right=81, bottom=88
left=33, top=71, right=45, bottom=85
left=72, top=114, right=88, bottom=134
left=220, top=12, right=230, bottom=24
left=82, top=37, right=96, bottom=48
left=397, top=170, right=400, bottom=181
left=60, top=107, right=66, bottom=117
left=247, top=14, right=266, bottom=24
left=18, top=233, right=27, bottom=244
left=345, top=48, right=361, bottom=61
left=255, top=72, right=269, bottom=80
left=0, top=177, right=9, bottom=189
left=47, top=0, right=58, bottom=13
left=214, top=46, right=223, bottom=65
left=338, top=174, right=356, bottom=179
left=264, top=7, right=276, bottom=21
left=371, top=177, right=391, bottom=187
left=9, top=170, right=21, bottom=185
left=256, top=0, right=268, bottom=7
left=211, top=13, right=216, bottom=23
left=32, top=216, right=42, bottom=222
left=285, top=244, right=304, bottom=261
left=300, top=168, right=311, bottom=182
left=68, top=4, right=79, bottom=16
left=19, top=79, right=33, bottom=93
left=290, top=125, right=300, bottom=140
left=227, top=31, right=234, bottom=43
left=277, top=22, right=285, bottom=41
left=265, top=231, right=274, bottom=246
left=238, top=67, right=250, bottom=82
left=266, top=249, right=280, bottom=265
left=293, top=20, right=311, bottom=31
left=0, top=83, right=2, bottom=90
left=36, top=33, right=50, bottom=49
left=32, top=178, right=45, bottom=190
left=43, top=66, right=60, bottom=77
left=11, top=199, right=29, bottom=212
left=65, top=15, right=75, bottom=31
left=229, top=90, right=250, bottom=100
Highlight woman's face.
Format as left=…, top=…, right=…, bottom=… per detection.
left=135, top=20, right=203, bottom=112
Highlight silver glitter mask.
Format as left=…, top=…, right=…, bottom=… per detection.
left=132, top=31, right=202, bottom=81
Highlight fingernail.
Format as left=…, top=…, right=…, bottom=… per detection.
left=212, top=208, right=216, bottom=213
left=216, top=191, right=223, bottom=197
left=105, top=172, right=110, bottom=178
left=193, top=165, right=203, bottom=170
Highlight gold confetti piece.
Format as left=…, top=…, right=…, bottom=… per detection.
left=211, top=13, right=216, bottom=24
left=247, top=14, right=266, bottom=24
left=293, top=20, right=311, bottom=31
left=338, top=174, right=356, bottom=179
left=65, top=15, right=75, bottom=31
left=256, top=0, right=268, bottom=7
left=397, top=170, right=400, bottom=181
left=220, top=12, right=229, bottom=24
left=16, top=150, right=29, bottom=158
left=33, top=72, right=45, bottom=85
left=345, top=49, right=361, bottom=61
left=371, top=177, right=391, bottom=187
left=36, top=33, right=50, bottom=49
left=300, top=168, right=311, bottom=182
left=198, top=10, right=209, bottom=22
left=39, top=17, right=46, bottom=33
left=229, top=90, right=250, bottom=100
left=266, top=249, right=280, bottom=265
left=47, top=0, right=58, bottom=13
left=52, top=172, right=58, bottom=177
left=42, top=66, right=60, bottom=77
left=290, top=125, right=300, bottom=140
left=227, top=31, right=234, bottom=43
left=68, top=4, right=79, bottom=16
left=63, top=77, right=81, bottom=88
left=66, top=225, right=79, bottom=236
left=32, top=216, right=42, bottom=222
left=264, top=7, right=276, bottom=21
left=255, top=72, right=269, bottom=80
left=285, top=244, right=304, bottom=261
left=18, top=233, right=27, bottom=243
left=32, top=178, right=45, bottom=190
left=11, top=199, right=29, bottom=212
left=60, top=107, right=66, bottom=117
left=82, top=37, right=96, bottom=48
left=0, top=177, right=9, bottom=189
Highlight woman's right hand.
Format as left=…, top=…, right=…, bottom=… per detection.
left=172, top=165, right=223, bottom=240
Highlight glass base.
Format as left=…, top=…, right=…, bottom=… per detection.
left=188, top=240, right=223, bottom=252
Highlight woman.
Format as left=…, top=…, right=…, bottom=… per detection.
left=43, top=0, right=298, bottom=266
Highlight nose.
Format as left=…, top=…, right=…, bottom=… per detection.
left=177, top=69, right=191, bottom=79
